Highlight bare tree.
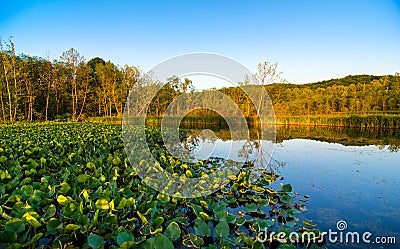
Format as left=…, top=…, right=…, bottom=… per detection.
left=248, top=61, right=285, bottom=177
left=20, top=56, right=36, bottom=122
left=76, top=62, right=91, bottom=121
left=60, top=48, right=83, bottom=121
left=0, top=38, right=18, bottom=123
left=41, top=57, right=55, bottom=121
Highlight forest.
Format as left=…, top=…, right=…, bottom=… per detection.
left=1, top=39, right=400, bottom=125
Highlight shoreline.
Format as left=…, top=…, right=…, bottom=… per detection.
left=85, top=114, right=400, bottom=129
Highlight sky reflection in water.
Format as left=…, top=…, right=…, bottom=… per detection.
left=182, top=127, right=400, bottom=248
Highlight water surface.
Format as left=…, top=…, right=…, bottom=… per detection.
left=274, top=138, right=400, bottom=249
left=183, top=126, right=400, bottom=248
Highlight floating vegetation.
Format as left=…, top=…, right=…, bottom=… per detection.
left=0, top=123, right=324, bottom=248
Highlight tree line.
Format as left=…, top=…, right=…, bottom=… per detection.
left=1, top=38, right=399, bottom=123
left=0, top=39, right=140, bottom=123
left=157, top=74, right=400, bottom=118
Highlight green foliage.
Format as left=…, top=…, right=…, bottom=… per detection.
left=87, top=234, right=104, bottom=249
left=262, top=74, right=400, bottom=117
left=214, top=221, right=230, bottom=238
left=117, top=231, right=134, bottom=246
left=194, top=219, right=210, bottom=236
left=164, top=222, right=181, bottom=241
left=0, top=123, right=321, bottom=248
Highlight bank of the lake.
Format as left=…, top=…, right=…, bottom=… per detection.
left=88, top=113, right=400, bottom=129
left=275, top=114, right=400, bottom=129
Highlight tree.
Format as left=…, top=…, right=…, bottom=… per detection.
left=0, top=38, right=19, bottom=123
left=252, top=61, right=283, bottom=86
left=20, top=55, right=40, bottom=122
left=75, top=62, right=92, bottom=121
left=60, top=48, right=84, bottom=121
left=41, top=58, right=54, bottom=121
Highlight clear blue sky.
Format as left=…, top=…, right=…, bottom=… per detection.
left=1, top=0, right=400, bottom=87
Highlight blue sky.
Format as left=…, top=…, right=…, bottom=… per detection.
left=1, top=0, right=400, bottom=88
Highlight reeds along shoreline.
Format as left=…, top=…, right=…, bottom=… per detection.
left=89, top=114, right=400, bottom=129
left=274, top=114, right=400, bottom=129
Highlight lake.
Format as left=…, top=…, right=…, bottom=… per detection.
left=181, top=126, right=400, bottom=249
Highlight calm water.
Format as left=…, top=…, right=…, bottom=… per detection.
left=183, top=126, right=400, bottom=249
left=275, top=139, right=400, bottom=249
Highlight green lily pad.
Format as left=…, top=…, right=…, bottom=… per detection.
left=154, top=234, right=174, bottom=249
left=280, top=194, right=292, bottom=203
left=226, top=197, right=237, bottom=204
left=194, top=219, right=210, bottom=236
left=117, top=232, right=134, bottom=246
left=0, top=155, right=7, bottom=163
left=59, top=182, right=71, bottom=194
left=117, top=197, right=127, bottom=209
left=281, top=184, right=292, bottom=193
left=245, top=203, right=258, bottom=213
left=88, top=234, right=104, bottom=249
left=46, top=218, right=63, bottom=234
left=214, top=221, right=229, bottom=238
left=164, top=221, right=181, bottom=241
left=86, top=161, right=96, bottom=170
left=77, top=174, right=88, bottom=183
left=235, top=216, right=246, bottom=226
left=77, top=215, right=90, bottom=226
left=227, top=214, right=236, bottom=224
left=5, top=220, right=25, bottom=233
left=213, top=204, right=227, bottom=220
left=64, top=224, right=80, bottom=231
left=153, top=216, right=164, bottom=227
left=0, top=230, right=17, bottom=243
left=23, top=213, right=41, bottom=228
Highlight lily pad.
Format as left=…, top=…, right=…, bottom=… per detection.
left=194, top=219, right=210, bottom=236
left=77, top=174, right=88, bottom=183
left=88, top=234, right=104, bottom=249
left=245, top=203, right=259, bottom=213
left=64, top=224, right=80, bottom=231
left=23, top=213, right=41, bottom=228
left=154, top=234, right=174, bottom=249
left=164, top=221, right=181, bottom=241
left=117, top=231, right=134, bottom=246
left=214, top=221, right=229, bottom=238
left=0, top=230, right=17, bottom=243
left=95, top=199, right=109, bottom=210
left=46, top=218, right=63, bottom=234
left=5, top=220, right=25, bottom=234
left=57, top=195, right=68, bottom=204
left=281, top=184, right=292, bottom=193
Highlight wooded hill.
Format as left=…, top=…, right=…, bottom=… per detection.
left=263, top=74, right=400, bottom=116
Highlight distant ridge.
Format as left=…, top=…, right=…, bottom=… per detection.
left=269, top=74, right=398, bottom=89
